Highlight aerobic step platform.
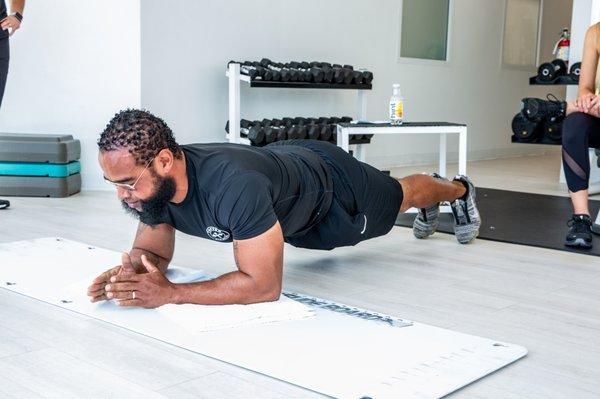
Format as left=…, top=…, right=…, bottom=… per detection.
left=0, top=161, right=81, bottom=177
left=0, top=173, right=81, bottom=197
left=0, top=132, right=81, bottom=163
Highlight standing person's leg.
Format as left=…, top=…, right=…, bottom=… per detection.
left=0, top=36, right=8, bottom=107
left=561, top=111, right=600, bottom=248
left=0, top=37, right=10, bottom=209
left=0, top=36, right=9, bottom=210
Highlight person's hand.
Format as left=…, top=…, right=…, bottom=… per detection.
left=0, top=15, right=21, bottom=36
left=87, top=252, right=137, bottom=303
left=575, top=93, right=596, bottom=113
left=104, top=254, right=175, bottom=308
left=588, top=96, right=600, bottom=118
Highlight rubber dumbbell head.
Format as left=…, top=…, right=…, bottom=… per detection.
left=260, top=58, right=273, bottom=68
left=543, top=119, right=562, bottom=142
left=293, top=117, right=308, bottom=125
left=281, top=117, right=295, bottom=127
left=307, top=124, right=321, bottom=140
left=224, top=119, right=254, bottom=133
left=247, top=125, right=265, bottom=145
left=570, top=62, right=581, bottom=77
left=511, top=113, right=541, bottom=142
left=537, top=59, right=567, bottom=82
left=361, top=71, right=374, bottom=84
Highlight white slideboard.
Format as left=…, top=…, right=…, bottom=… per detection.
left=0, top=238, right=527, bottom=399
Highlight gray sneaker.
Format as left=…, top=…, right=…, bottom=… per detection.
left=450, top=175, right=481, bottom=244
left=413, top=173, right=445, bottom=239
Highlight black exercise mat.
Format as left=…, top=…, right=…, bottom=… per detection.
left=395, top=188, right=600, bottom=256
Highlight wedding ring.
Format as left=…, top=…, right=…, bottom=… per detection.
left=132, top=291, right=136, bottom=300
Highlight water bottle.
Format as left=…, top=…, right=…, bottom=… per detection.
left=389, top=83, right=403, bottom=125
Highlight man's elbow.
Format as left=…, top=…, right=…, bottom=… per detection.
left=263, top=289, right=281, bottom=302
left=255, top=282, right=281, bottom=303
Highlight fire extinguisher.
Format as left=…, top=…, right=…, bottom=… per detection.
left=553, top=28, right=570, bottom=63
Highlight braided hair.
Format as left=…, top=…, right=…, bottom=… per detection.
left=98, top=109, right=182, bottom=165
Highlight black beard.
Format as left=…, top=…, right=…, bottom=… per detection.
left=121, top=175, right=176, bottom=226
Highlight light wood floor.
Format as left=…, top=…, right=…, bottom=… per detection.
left=1, top=154, right=600, bottom=399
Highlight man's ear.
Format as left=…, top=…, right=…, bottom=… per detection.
left=155, top=149, right=174, bottom=175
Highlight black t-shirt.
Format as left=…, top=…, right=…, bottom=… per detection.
left=158, top=142, right=332, bottom=242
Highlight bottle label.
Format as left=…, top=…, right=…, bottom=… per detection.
left=390, top=100, right=404, bottom=121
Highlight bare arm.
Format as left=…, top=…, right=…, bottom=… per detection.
left=129, top=221, right=175, bottom=274
left=9, top=0, right=24, bottom=14
left=106, top=221, right=284, bottom=307
left=578, top=25, right=599, bottom=103
left=171, top=222, right=283, bottom=305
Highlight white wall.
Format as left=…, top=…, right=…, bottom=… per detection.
left=140, top=0, right=566, bottom=171
left=0, top=0, right=141, bottom=190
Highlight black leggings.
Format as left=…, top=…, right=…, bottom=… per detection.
left=0, top=37, right=8, bottom=107
left=562, top=112, right=600, bottom=192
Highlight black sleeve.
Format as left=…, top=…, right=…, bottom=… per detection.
left=215, top=172, right=278, bottom=240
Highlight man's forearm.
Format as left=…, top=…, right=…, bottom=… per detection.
left=10, top=0, right=24, bottom=14
left=130, top=247, right=170, bottom=274
left=171, top=270, right=280, bottom=305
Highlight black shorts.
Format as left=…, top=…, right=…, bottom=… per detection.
left=284, top=140, right=403, bottom=250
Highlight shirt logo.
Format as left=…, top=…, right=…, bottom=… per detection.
left=206, top=226, right=231, bottom=241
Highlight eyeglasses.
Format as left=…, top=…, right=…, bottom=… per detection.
left=103, top=158, right=155, bottom=191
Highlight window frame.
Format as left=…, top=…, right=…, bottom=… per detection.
left=500, top=0, right=544, bottom=71
left=397, top=0, right=454, bottom=67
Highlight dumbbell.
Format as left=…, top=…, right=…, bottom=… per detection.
left=543, top=119, right=562, bottom=142
left=309, top=62, right=334, bottom=83
left=240, top=61, right=273, bottom=81
left=225, top=120, right=265, bottom=145
left=244, top=61, right=276, bottom=81
left=227, top=61, right=260, bottom=80
left=569, top=62, right=581, bottom=78
left=537, top=59, right=568, bottom=82
left=260, top=118, right=273, bottom=127
left=319, top=124, right=337, bottom=141
left=286, top=62, right=324, bottom=83
left=331, top=67, right=353, bottom=84
left=266, top=64, right=295, bottom=82
left=274, top=125, right=289, bottom=142
left=307, top=124, right=323, bottom=140
left=224, top=119, right=253, bottom=133
left=287, top=125, right=308, bottom=140
left=259, top=58, right=274, bottom=68
left=281, top=117, right=295, bottom=127
left=361, top=71, right=374, bottom=84
left=293, top=117, right=308, bottom=125
left=351, top=70, right=364, bottom=84
left=264, top=125, right=284, bottom=143
left=260, top=124, right=285, bottom=143
left=511, top=113, right=541, bottom=142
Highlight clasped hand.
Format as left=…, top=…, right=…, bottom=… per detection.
left=87, top=252, right=175, bottom=308
left=575, top=93, right=600, bottom=115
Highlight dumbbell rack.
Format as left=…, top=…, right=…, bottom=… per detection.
left=225, top=63, right=372, bottom=146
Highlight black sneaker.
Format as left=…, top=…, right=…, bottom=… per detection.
left=565, top=214, right=593, bottom=249
left=520, top=95, right=567, bottom=123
